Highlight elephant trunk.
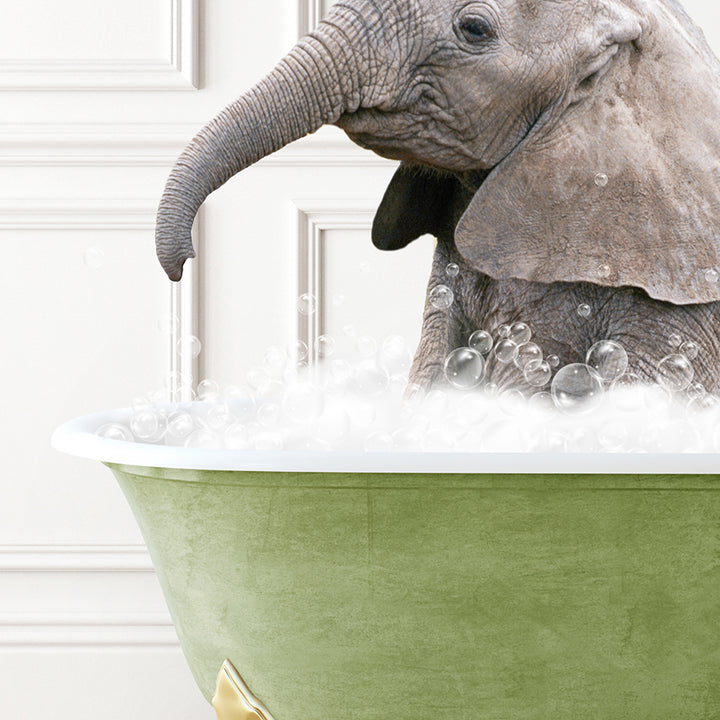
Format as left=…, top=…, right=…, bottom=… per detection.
left=155, top=18, right=367, bottom=281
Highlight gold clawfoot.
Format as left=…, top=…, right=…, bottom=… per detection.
left=212, top=659, right=275, bottom=720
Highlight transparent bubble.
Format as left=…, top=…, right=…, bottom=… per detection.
left=704, top=268, right=719, bottom=283
left=547, top=354, right=560, bottom=368
left=206, top=403, right=233, bottom=431
left=254, top=433, right=284, bottom=451
left=429, top=285, right=454, bottom=310
left=445, top=263, right=460, bottom=278
left=177, top=335, right=202, bottom=359
left=263, top=346, right=288, bottom=377
left=392, top=428, right=424, bottom=451
left=687, top=382, right=706, bottom=401
left=357, top=336, right=377, bottom=358
left=247, top=367, right=272, bottom=394
left=444, top=347, right=485, bottom=389
left=668, top=333, right=682, bottom=348
left=377, top=335, right=413, bottom=376
left=157, top=313, right=179, bottom=335
left=524, top=360, right=552, bottom=387
left=551, top=363, right=603, bottom=413
left=609, top=372, right=643, bottom=410
left=197, top=379, right=220, bottom=401
left=497, top=324, right=511, bottom=338
left=185, top=429, right=221, bottom=449
left=656, top=354, right=694, bottom=392
left=353, top=367, right=389, bottom=395
left=469, top=330, right=493, bottom=356
left=316, top=335, right=336, bottom=358
left=499, top=389, right=526, bottom=415
left=528, top=391, right=553, bottom=410
left=598, top=422, right=628, bottom=451
left=83, top=247, right=105, bottom=269
left=282, top=383, right=324, bottom=423
left=224, top=423, right=249, bottom=449
left=577, top=303, right=592, bottom=318
left=294, top=340, right=309, bottom=364
left=597, top=264, right=612, bottom=279
left=257, top=402, right=281, bottom=428
left=679, top=340, right=699, bottom=361
left=594, top=173, right=609, bottom=187
left=130, top=408, right=164, bottom=440
left=585, top=340, right=628, bottom=383
left=508, top=322, right=532, bottom=346
left=297, top=293, right=317, bottom=316
left=687, top=394, right=719, bottom=413
left=364, top=431, right=394, bottom=452
left=494, top=339, right=519, bottom=364
left=166, top=412, right=194, bottom=439
left=96, top=423, right=133, bottom=442
left=514, top=342, right=542, bottom=370
left=567, top=427, right=597, bottom=452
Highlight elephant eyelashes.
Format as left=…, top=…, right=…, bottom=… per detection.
left=457, top=17, right=495, bottom=44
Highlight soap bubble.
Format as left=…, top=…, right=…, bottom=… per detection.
left=597, top=264, right=612, bottom=279
left=528, top=391, right=553, bottom=409
left=185, top=429, right=221, bottom=449
left=444, top=347, right=485, bottom=389
left=551, top=363, right=603, bottom=412
left=83, top=247, right=105, bottom=269
left=598, top=422, right=628, bottom=451
left=166, top=412, right=194, bottom=439
left=497, top=324, right=511, bottom=338
left=679, top=340, right=699, bottom=361
left=429, top=285, right=454, bottom=310
left=297, top=293, right=317, bottom=315
left=247, top=367, right=272, bottom=394
left=704, top=268, right=719, bottom=283
left=508, top=322, right=532, bottom=346
left=392, top=428, right=424, bottom=451
left=377, top=335, right=413, bottom=376
left=315, top=335, right=336, bottom=358
left=157, top=314, right=179, bottom=335
left=499, top=389, right=526, bottom=415
left=197, top=379, right=220, bottom=401
left=446, top=263, right=460, bottom=278
left=687, top=382, right=706, bottom=401
left=177, top=335, right=202, bottom=359
left=514, top=342, right=542, bottom=370
left=469, top=330, right=493, bottom=356
left=524, top=360, right=552, bottom=387
left=294, top=340, right=309, bottom=364
left=547, top=354, right=560, bottom=368
left=494, top=339, right=519, bottom=364
left=130, top=408, right=164, bottom=441
left=577, top=303, right=592, bottom=318
left=610, top=372, right=643, bottom=410
left=594, top=173, right=609, bottom=187
left=282, top=383, right=324, bottom=423
left=585, top=340, right=628, bottom=383
left=96, top=423, right=133, bottom=441
left=329, top=358, right=353, bottom=384
left=207, top=403, right=234, bottom=431
left=656, top=354, right=694, bottom=392
left=263, top=346, right=288, bottom=377
left=668, top=333, right=682, bottom=348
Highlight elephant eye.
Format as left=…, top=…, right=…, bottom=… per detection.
left=457, top=16, right=495, bottom=44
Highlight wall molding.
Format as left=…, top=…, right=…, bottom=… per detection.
left=298, top=0, right=326, bottom=37
left=294, top=200, right=376, bottom=364
left=0, top=0, right=199, bottom=91
left=0, top=544, right=152, bottom=572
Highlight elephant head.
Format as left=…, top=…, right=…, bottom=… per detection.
left=156, top=0, right=720, bottom=310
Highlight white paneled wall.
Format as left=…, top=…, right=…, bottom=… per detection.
left=3, top=0, right=720, bottom=718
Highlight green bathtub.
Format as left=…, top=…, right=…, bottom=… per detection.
left=53, top=410, right=720, bottom=719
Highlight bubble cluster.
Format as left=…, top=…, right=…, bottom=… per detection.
left=96, top=320, right=720, bottom=453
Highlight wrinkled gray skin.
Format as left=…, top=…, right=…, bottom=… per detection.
left=156, top=0, right=720, bottom=393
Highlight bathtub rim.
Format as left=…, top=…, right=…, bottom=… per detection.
left=51, top=407, right=720, bottom=474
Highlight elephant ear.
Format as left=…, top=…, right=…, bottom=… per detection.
left=372, top=164, right=463, bottom=250
left=455, top=0, right=720, bottom=305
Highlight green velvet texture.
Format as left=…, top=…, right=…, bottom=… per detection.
left=107, top=464, right=720, bottom=719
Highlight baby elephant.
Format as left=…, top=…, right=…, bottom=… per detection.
left=155, top=0, right=720, bottom=394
